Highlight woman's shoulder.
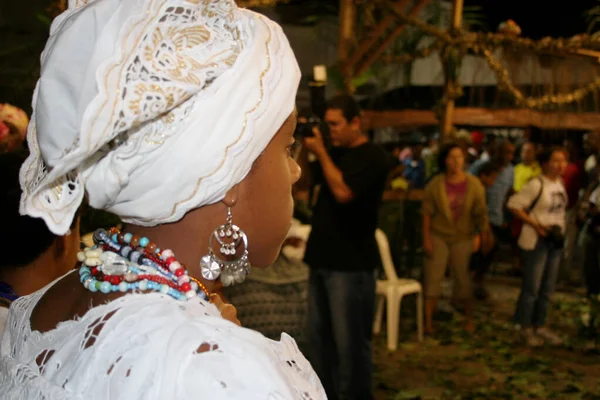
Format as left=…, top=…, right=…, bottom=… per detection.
left=536, top=175, right=566, bottom=194
left=74, top=292, right=236, bottom=336
left=465, top=174, right=484, bottom=193
left=425, top=173, right=444, bottom=188
left=3, top=293, right=325, bottom=399
left=466, top=173, right=481, bottom=185
left=120, top=295, right=323, bottom=396
left=92, top=295, right=325, bottom=397
left=523, top=175, right=544, bottom=190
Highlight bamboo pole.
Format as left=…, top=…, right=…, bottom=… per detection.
left=343, top=0, right=411, bottom=74
left=355, top=0, right=430, bottom=77
left=362, top=108, right=600, bottom=131
left=440, top=0, right=464, bottom=141
left=338, top=0, right=356, bottom=93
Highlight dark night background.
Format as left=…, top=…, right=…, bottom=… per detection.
left=276, top=0, right=599, bottom=38
left=1, top=0, right=599, bottom=112
left=1, top=0, right=598, bottom=36
left=465, top=0, right=598, bottom=38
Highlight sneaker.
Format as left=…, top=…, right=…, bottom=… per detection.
left=535, top=327, right=564, bottom=346
left=520, top=327, right=544, bottom=347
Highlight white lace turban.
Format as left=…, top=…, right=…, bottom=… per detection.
left=19, top=0, right=300, bottom=235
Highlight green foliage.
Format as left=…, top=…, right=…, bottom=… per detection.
left=326, top=65, right=374, bottom=93
left=301, top=0, right=488, bottom=95
left=578, top=294, right=600, bottom=343
left=584, top=1, right=600, bottom=33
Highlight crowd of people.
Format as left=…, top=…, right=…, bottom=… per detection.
left=390, top=130, right=600, bottom=349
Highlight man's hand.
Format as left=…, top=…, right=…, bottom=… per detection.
left=480, top=230, right=495, bottom=255
left=304, top=126, right=354, bottom=203
left=532, top=221, right=547, bottom=237
left=303, top=126, right=326, bottom=156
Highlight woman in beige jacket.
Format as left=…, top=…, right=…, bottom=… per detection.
left=422, top=143, right=491, bottom=333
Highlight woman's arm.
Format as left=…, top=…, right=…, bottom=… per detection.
left=507, top=178, right=546, bottom=236
left=509, top=208, right=546, bottom=237
left=471, top=181, right=494, bottom=253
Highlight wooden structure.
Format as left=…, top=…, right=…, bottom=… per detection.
left=338, top=0, right=432, bottom=93
left=337, top=0, right=600, bottom=136
left=362, top=108, right=600, bottom=131
left=337, top=0, right=454, bottom=137
left=440, top=0, right=463, bottom=140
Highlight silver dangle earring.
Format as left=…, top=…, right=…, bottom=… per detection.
left=200, top=207, right=250, bottom=286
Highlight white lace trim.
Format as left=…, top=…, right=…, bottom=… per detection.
left=0, top=278, right=325, bottom=399
left=20, top=0, right=299, bottom=237
left=21, top=0, right=245, bottom=234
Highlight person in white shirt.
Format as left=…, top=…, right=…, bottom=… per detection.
left=507, top=147, right=568, bottom=347
left=579, top=160, right=600, bottom=297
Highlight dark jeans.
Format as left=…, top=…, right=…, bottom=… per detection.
left=308, top=268, right=376, bottom=400
left=582, top=232, right=600, bottom=295
left=514, top=238, right=562, bottom=327
left=401, top=200, right=422, bottom=271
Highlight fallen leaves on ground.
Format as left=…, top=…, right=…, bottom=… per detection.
left=374, top=283, right=600, bottom=400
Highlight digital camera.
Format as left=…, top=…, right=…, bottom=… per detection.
left=545, top=225, right=565, bottom=249
left=294, top=115, right=332, bottom=149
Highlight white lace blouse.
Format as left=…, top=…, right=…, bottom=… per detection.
left=0, top=276, right=325, bottom=399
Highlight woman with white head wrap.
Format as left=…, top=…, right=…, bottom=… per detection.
left=0, top=0, right=326, bottom=398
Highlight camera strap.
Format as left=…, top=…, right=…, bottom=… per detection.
left=526, top=177, right=544, bottom=215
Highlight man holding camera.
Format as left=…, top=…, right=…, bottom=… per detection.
left=303, top=95, right=391, bottom=400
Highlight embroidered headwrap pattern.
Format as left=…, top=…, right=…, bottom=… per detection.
left=20, top=0, right=300, bottom=235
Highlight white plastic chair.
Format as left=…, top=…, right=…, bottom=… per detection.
left=373, top=229, right=423, bottom=350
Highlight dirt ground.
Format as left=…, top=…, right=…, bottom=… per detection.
left=372, top=280, right=600, bottom=400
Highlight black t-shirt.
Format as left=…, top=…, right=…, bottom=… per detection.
left=304, top=142, right=392, bottom=271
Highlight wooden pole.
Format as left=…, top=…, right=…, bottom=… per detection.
left=355, top=0, right=430, bottom=77
left=338, top=0, right=356, bottom=93
left=343, top=0, right=411, bottom=74
left=344, top=16, right=397, bottom=73
left=440, top=0, right=464, bottom=142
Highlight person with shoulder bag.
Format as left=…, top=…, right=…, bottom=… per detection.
left=507, top=147, right=568, bottom=347
left=579, top=160, right=600, bottom=296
